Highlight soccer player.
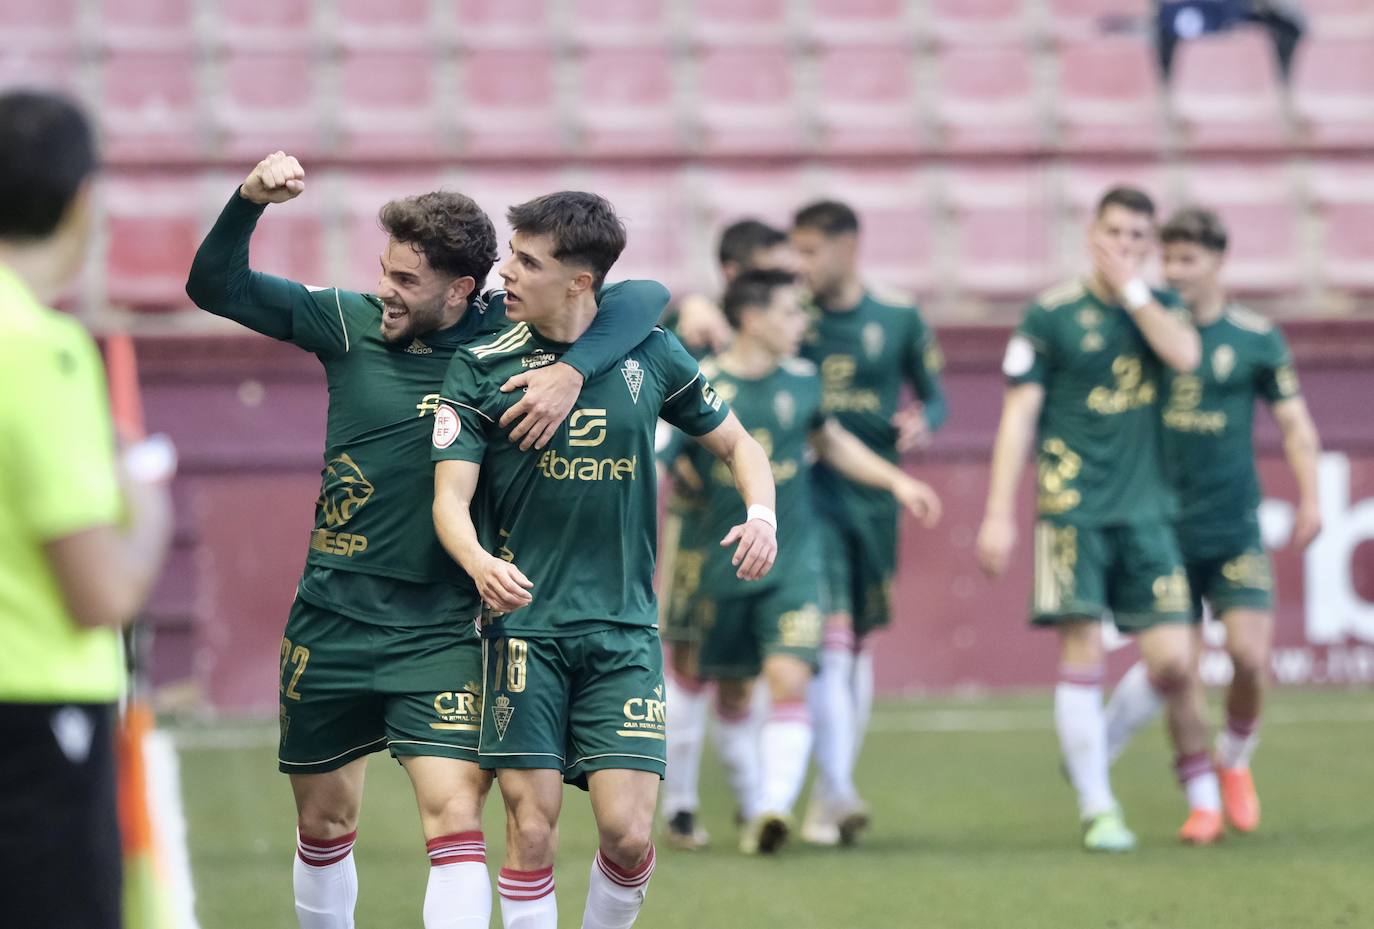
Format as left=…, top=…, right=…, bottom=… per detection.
left=432, top=191, right=777, bottom=929
left=186, top=153, right=667, bottom=929
left=659, top=218, right=800, bottom=850
left=1102, top=207, right=1322, bottom=839
left=975, top=186, right=1212, bottom=852
left=675, top=269, right=941, bottom=854
left=790, top=199, right=947, bottom=845
left=0, top=89, right=176, bottom=929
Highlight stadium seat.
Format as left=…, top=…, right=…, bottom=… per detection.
left=577, top=169, right=690, bottom=292
left=805, top=0, right=915, bottom=46
left=99, top=50, right=205, bottom=161
left=567, top=0, right=671, bottom=47
left=931, top=43, right=1045, bottom=153
left=333, top=0, right=441, bottom=50
left=241, top=191, right=329, bottom=288
left=0, top=49, right=87, bottom=97
left=212, top=49, right=328, bottom=160
left=926, top=0, right=1032, bottom=46
left=95, top=0, right=196, bottom=49
left=104, top=179, right=206, bottom=311
left=453, top=0, right=555, bottom=49
left=457, top=46, right=564, bottom=157
left=686, top=0, right=792, bottom=46
left=816, top=167, right=936, bottom=293
left=1053, top=37, right=1169, bottom=152
left=688, top=165, right=815, bottom=286
left=813, top=43, right=924, bottom=155
left=1043, top=0, right=1144, bottom=41
left=1292, top=38, right=1374, bottom=148
left=0, top=0, right=83, bottom=49
left=1169, top=29, right=1288, bottom=150
left=1303, top=0, right=1374, bottom=37
left=212, top=0, right=316, bottom=50
left=336, top=49, right=449, bottom=158
left=1179, top=166, right=1305, bottom=295
left=570, top=45, right=683, bottom=156
left=1311, top=166, right=1374, bottom=292
left=944, top=170, right=1056, bottom=299
left=694, top=45, right=805, bottom=155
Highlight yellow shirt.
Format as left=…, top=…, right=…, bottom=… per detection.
left=0, top=265, right=125, bottom=702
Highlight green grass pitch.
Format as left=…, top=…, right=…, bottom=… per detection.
left=178, top=689, right=1373, bottom=928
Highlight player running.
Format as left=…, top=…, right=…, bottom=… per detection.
left=976, top=186, right=1212, bottom=852
left=674, top=269, right=941, bottom=855
left=1103, top=207, right=1322, bottom=841
left=186, top=153, right=666, bottom=929
left=432, top=192, right=776, bottom=929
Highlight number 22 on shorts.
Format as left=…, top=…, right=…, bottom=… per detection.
left=279, top=638, right=310, bottom=700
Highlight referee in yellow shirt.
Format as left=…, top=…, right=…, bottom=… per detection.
left=0, top=90, right=174, bottom=928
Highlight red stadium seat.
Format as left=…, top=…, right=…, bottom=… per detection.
left=927, top=0, right=1032, bottom=45
left=1053, top=37, right=1168, bottom=152
left=333, top=0, right=440, bottom=49
left=814, top=43, right=924, bottom=155
left=815, top=167, right=936, bottom=293
left=213, top=0, right=315, bottom=50
left=458, top=46, right=564, bottom=157
left=694, top=166, right=813, bottom=235
left=1180, top=166, right=1304, bottom=295
left=0, top=0, right=82, bottom=49
left=567, top=0, right=671, bottom=46
left=241, top=193, right=329, bottom=288
left=1311, top=166, right=1374, bottom=292
left=1044, top=0, right=1143, bottom=41
left=95, top=0, right=195, bottom=49
left=694, top=45, right=804, bottom=155
left=0, top=49, right=87, bottom=97
left=453, top=0, right=555, bottom=48
left=211, top=49, right=327, bottom=161
left=99, top=50, right=204, bottom=161
left=1169, top=29, right=1288, bottom=150
left=686, top=0, right=791, bottom=46
left=945, top=170, right=1056, bottom=299
left=570, top=46, right=683, bottom=156
left=336, top=49, right=448, bottom=158
left=1303, top=0, right=1374, bottom=37
left=1292, top=38, right=1374, bottom=147
left=932, top=43, right=1045, bottom=153
left=806, top=0, right=914, bottom=45
left=104, top=179, right=206, bottom=311
left=578, top=169, right=690, bottom=292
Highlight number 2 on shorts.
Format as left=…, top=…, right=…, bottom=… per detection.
left=493, top=637, right=528, bottom=694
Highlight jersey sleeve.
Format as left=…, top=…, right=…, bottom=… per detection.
left=8, top=325, right=122, bottom=541
left=658, top=332, right=731, bottom=437
left=903, top=309, right=948, bottom=431
left=433, top=350, right=495, bottom=463
left=1004, top=303, right=1054, bottom=386
left=560, top=280, right=672, bottom=380
left=1257, top=327, right=1300, bottom=404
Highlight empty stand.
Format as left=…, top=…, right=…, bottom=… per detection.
left=1044, top=0, right=1144, bottom=41
left=332, top=0, right=440, bottom=50
left=817, top=167, right=936, bottom=293
left=1169, top=28, right=1288, bottom=150
left=944, top=170, right=1056, bottom=299
left=1312, top=166, right=1374, bottom=292
left=99, top=49, right=204, bottom=161
left=1303, top=0, right=1374, bottom=37
left=805, top=0, right=916, bottom=45
left=95, top=0, right=196, bottom=49
left=0, top=0, right=83, bottom=49
left=1292, top=37, right=1374, bottom=148
left=104, top=179, right=206, bottom=310
left=926, top=0, right=1031, bottom=46
left=457, top=46, right=564, bottom=157
left=453, top=0, right=556, bottom=49
left=567, top=0, right=671, bottom=47
left=571, top=45, right=682, bottom=156
left=814, top=43, right=924, bottom=154
left=576, top=169, right=690, bottom=292
left=336, top=48, right=449, bottom=158
left=213, top=0, right=315, bottom=50
left=686, top=0, right=792, bottom=46
left=1053, top=36, right=1168, bottom=152
left=932, top=42, right=1044, bottom=153
left=1181, top=166, right=1305, bottom=295
left=694, top=44, right=804, bottom=154
left=212, top=49, right=327, bottom=160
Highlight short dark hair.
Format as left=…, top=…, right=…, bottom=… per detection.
left=793, top=199, right=859, bottom=237
left=507, top=191, right=626, bottom=288
left=378, top=191, right=498, bottom=284
left=1095, top=185, right=1156, bottom=220
left=721, top=268, right=797, bottom=329
left=0, top=89, right=97, bottom=240
left=1160, top=206, right=1229, bottom=253
left=718, top=219, right=786, bottom=269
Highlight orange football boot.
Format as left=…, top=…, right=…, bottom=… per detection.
left=1219, top=767, right=1261, bottom=833
left=1178, top=809, right=1224, bottom=845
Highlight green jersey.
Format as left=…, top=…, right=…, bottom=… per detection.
left=803, top=288, right=945, bottom=520
left=678, top=357, right=826, bottom=598
left=1005, top=279, right=1181, bottom=528
left=186, top=190, right=666, bottom=626
left=433, top=323, right=729, bottom=637
left=1163, top=305, right=1299, bottom=554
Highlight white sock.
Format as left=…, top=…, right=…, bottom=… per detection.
left=424, top=831, right=491, bottom=929
left=1176, top=751, right=1222, bottom=812
left=581, top=846, right=655, bottom=929
left=1215, top=715, right=1261, bottom=770
left=294, top=830, right=358, bottom=929
left=498, top=867, right=556, bottom=929
left=712, top=706, right=762, bottom=821
left=663, top=674, right=709, bottom=818
left=1104, top=660, right=1165, bottom=765
left=810, top=635, right=857, bottom=804
left=851, top=647, right=875, bottom=761
left=1054, top=666, right=1117, bottom=819
left=759, top=701, right=813, bottom=816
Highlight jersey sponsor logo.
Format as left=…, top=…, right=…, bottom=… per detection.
left=522, top=349, right=558, bottom=369
left=1002, top=336, right=1035, bottom=378
left=316, top=453, right=373, bottom=556
left=433, top=404, right=462, bottom=448
left=620, top=683, right=667, bottom=740
left=779, top=604, right=823, bottom=649
left=622, top=357, right=644, bottom=404
left=862, top=322, right=884, bottom=359
left=491, top=695, right=515, bottom=740
left=432, top=683, right=483, bottom=731
left=537, top=449, right=638, bottom=481
left=820, top=354, right=880, bottom=414
left=311, top=529, right=368, bottom=556
left=1086, top=355, right=1157, bottom=415
left=1152, top=569, right=1191, bottom=615
left=1212, top=345, right=1236, bottom=382
left=405, top=338, right=432, bottom=355
left=568, top=409, right=608, bottom=447
left=1036, top=438, right=1083, bottom=515
left=417, top=393, right=443, bottom=417
left=1164, top=375, right=1227, bottom=434
left=702, top=380, right=722, bottom=411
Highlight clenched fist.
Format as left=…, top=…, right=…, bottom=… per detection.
left=239, top=151, right=305, bottom=205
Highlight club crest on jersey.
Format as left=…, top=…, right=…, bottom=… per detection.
left=405, top=339, right=432, bottom=355
left=622, top=358, right=644, bottom=404
left=491, top=695, right=515, bottom=740
left=1077, top=308, right=1102, bottom=329
left=1081, top=332, right=1105, bottom=353
left=522, top=350, right=557, bottom=370
left=774, top=390, right=796, bottom=429
left=862, top=322, right=884, bottom=359
left=1212, top=345, right=1236, bottom=382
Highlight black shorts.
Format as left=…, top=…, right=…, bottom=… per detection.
left=0, top=702, right=122, bottom=929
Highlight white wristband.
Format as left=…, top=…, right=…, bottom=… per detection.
left=1122, top=278, right=1152, bottom=312
left=746, top=504, right=777, bottom=530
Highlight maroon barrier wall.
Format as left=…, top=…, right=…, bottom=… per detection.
left=133, top=321, right=1374, bottom=712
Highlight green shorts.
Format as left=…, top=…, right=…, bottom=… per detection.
left=1181, top=528, right=1274, bottom=620
left=277, top=598, right=483, bottom=774
left=1029, top=520, right=1193, bottom=631
left=478, top=625, right=665, bottom=789
left=695, top=580, right=823, bottom=680
left=819, top=507, right=898, bottom=639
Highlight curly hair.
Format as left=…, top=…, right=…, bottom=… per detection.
left=378, top=191, right=499, bottom=284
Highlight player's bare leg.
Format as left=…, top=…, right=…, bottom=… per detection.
left=289, top=759, right=367, bottom=929
left=804, top=611, right=861, bottom=845
left=740, top=655, right=813, bottom=855
left=401, top=757, right=496, bottom=929
left=1216, top=609, right=1273, bottom=831
left=584, top=769, right=660, bottom=929
left=662, top=643, right=710, bottom=849
left=1139, top=623, right=1223, bottom=844
left=713, top=678, right=762, bottom=833
left=495, top=768, right=563, bottom=929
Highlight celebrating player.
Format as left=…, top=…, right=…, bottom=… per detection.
left=186, top=153, right=666, bottom=929
left=673, top=269, right=941, bottom=854
left=976, top=186, right=1211, bottom=851
left=432, top=191, right=776, bottom=929
left=1103, top=207, right=1323, bottom=840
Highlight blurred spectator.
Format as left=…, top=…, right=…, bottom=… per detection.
left=1156, top=1, right=1307, bottom=82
